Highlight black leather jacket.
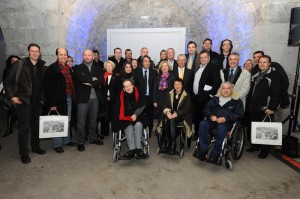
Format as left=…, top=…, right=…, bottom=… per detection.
left=3, top=57, right=46, bottom=105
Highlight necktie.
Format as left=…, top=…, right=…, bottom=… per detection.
left=223, top=56, right=227, bottom=69
left=229, top=69, right=234, bottom=83
left=187, top=56, right=193, bottom=69
left=144, top=70, right=147, bottom=94
left=179, top=68, right=183, bottom=79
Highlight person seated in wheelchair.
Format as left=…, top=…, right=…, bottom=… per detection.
left=112, top=79, right=148, bottom=159
left=156, top=78, right=192, bottom=155
left=197, top=82, right=244, bottom=163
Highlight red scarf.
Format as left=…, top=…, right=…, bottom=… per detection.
left=119, top=87, right=139, bottom=121
left=104, top=72, right=113, bottom=85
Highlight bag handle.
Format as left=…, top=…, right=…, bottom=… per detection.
left=262, top=115, right=272, bottom=122
left=48, top=110, right=60, bottom=116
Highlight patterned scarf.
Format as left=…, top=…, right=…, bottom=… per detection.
left=59, top=61, right=75, bottom=97
left=159, top=72, right=169, bottom=90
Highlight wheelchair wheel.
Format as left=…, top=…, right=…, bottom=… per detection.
left=113, top=148, right=119, bottom=162
left=180, top=148, right=184, bottom=158
left=225, top=160, right=233, bottom=170
left=231, top=124, right=245, bottom=160
left=113, top=132, right=118, bottom=149
left=157, top=147, right=160, bottom=154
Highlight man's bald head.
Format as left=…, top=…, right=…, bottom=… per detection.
left=83, top=49, right=94, bottom=64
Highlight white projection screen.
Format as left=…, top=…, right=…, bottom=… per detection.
left=107, top=28, right=186, bottom=65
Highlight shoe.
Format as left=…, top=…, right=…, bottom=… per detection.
left=54, top=147, right=64, bottom=153
left=32, top=148, right=46, bottom=155
left=123, top=150, right=135, bottom=159
left=21, top=155, right=31, bottom=164
left=190, top=135, right=198, bottom=141
left=206, top=157, right=220, bottom=165
left=246, top=146, right=259, bottom=152
left=2, top=130, right=13, bottom=137
left=135, top=149, right=147, bottom=159
left=77, top=144, right=85, bottom=152
left=66, top=141, right=77, bottom=146
left=193, top=149, right=199, bottom=158
left=90, top=139, right=104, bottom=145
left=258, top=150, right=269, bottom=159
left=99, top=135, right=104, bottom=140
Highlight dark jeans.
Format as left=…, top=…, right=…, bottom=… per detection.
left=76, top=99, right=99, bottom=144
left=198, top=120, right=232, bottom=159
left=15, top=102, right=42, bottom=156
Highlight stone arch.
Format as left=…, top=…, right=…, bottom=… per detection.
left=63, top=0, right=257, bottom=64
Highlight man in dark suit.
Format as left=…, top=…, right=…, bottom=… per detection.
left=93, top=50, right=104, bottom=69
left=191, top=50, right=221, bottom=138
left=44, top=48, right=77, bottom=154
left=172, top=54, right=192, bottom=92
left=217, top=39, right=233, bottom=70
left=167, top=48, right=178, bottom=71
left=136, top=55, right=157, bottom=134
left=185, top=41, right=200, bottom=73
left=73, top=49, right=104, bottom=151
left=108, top=47, right=126, bottom=76
left=202, top=38, right=219, bottom=65
left=137, top=47, right=155, bottom=69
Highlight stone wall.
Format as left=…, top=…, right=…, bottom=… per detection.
left=0, top=0, right=299, bottom=83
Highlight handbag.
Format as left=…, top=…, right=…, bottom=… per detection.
left=1, top=60, right=23, bottom=110
left=282, top=136, right=300, bottom=158
left=251, top=115, right=282, bottom=145
left=39, top=110, right=69, bottom=138
left=0, top=88, right=17, bottom=110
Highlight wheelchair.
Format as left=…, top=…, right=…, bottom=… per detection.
left=112, top=125, right=150, bottom=162
left=194, top=121, right=245, bottom=170
left=157, top=121, right=187, bottom=158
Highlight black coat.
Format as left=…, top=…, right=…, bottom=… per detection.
left=192, top=62, right=221, bottom=106
left=252, top=62, right=290, bottom=108
left=44, top=61, right=71, bottom=115
left=135, top=67, right=157, bottom=100
left=185, top=53, right=200, bottom=74
left=108, top=56, right=126, bottom=75
left=4, top=57, right=46, bottom=105
left=217, top=54, right=230, bottom=70
left=248, top=67, right=281, bottom=112
left=208, top=50, right=220, bottom=65
left=112, top=88, right=146, bottom=132
left=73, top=62, right=104, bottom=103
left=172, top=66, right=192, bottom=92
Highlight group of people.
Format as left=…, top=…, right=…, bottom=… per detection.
left=1, top=37, right=289, bottom=164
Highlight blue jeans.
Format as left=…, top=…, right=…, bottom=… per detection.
left=198, top=120, right=232, bottom=159
left=76, top=99, right=99, bottom=144
left=52, top=96, right=72, bottom=148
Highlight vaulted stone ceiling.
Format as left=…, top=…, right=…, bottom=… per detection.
left=0, top=0, right=299, bottom=77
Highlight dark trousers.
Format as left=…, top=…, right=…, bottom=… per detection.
left=15, top=102, right=42, bottom=156
left=163, top=116, right=182, bottom=150
left=192, top=98, right=205, bottom=138
left=145, top=96, right=153, bottom=133
left=248, top=111, right=272, bottom=154
left=198, top=120, right=232, bottom=159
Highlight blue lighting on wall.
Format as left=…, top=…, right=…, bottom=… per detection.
left=66, top=0, right=97, bottom=65
left=204, top=2, right=253, bottom=67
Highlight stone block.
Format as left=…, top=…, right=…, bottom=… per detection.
left=41, top=11, right=60, bottom=28
left=10, top=12, right=43, bottom=29
left=2, top=28, right=31, bottom=44
left=29, top=28, right=59, bottom=44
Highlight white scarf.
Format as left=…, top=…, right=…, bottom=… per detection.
left=219, top=96, right=231, bottom=107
